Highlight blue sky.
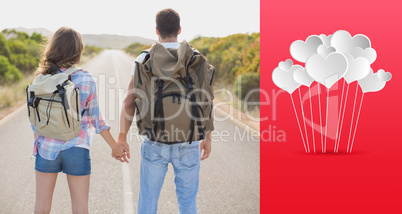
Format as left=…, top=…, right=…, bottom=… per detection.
left=1, top=0, right=259, bottom=41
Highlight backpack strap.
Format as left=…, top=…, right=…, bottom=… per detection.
left=153, top=79, right=165, bottom=141
left=182, top=53, right=204, bottom=144
left=140, top=50, right=150, bottom=64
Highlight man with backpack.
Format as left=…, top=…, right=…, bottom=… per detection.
left=117, top=8, right=214, bottom=214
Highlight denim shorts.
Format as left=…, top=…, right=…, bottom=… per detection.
left=35, top=147, right=91, bottom=176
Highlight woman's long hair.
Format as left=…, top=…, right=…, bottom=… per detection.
left=36, top=27, right=84, bottom=76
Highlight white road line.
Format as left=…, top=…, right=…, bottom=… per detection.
left=0, top=104, right=26, bottom=128
left=122, top=163, right=134, bottom=214
left=214, top=107, right=260, bottom=137
left=112, top=51, right=135, bottom=214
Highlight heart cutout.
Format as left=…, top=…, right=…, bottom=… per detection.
left=351, top=47, right=377, bottom=64
left=272, top=60, right=301, bottom=94
left=358, top=69, right=386, bottom=93
left=317, top=45, right=336, bottom=58
left=318, top=34, right=333, bottom=47
left=305, top=52, right=348, bottom=88
left=293, top=65, right=314, bottom=87
left=278, top=59, right=292, bottom=71
left=376, top=69, right=392, bottom=82
left=290, top=35, right=323, bottom=63
left=331, top=30, right=371, bottom=54
left=343, top=53, right=371, bottom=83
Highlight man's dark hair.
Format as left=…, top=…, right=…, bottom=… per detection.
left=156, top=8, right=180, bottom=39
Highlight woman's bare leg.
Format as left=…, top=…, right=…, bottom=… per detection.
left=67, top=174, right=90, bottom=214
left=34, top=171, right=58, bottom=214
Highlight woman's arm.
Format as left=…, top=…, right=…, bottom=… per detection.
left=85, top=75, right=129, bottom=163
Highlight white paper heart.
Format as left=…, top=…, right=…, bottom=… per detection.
left=293, top=65, right=314, bottom=87
left=272, top=60, right=301, bottom=94
left=343, top=53, right=371, bottom=83
left=318, top=34, right=333, bottom=47
left=376, top=69, right=392, bottom=82
left=317, top=45, right=336, bottom=57
left=290, top=35, right=323, bottom=63
left=278, top=59, right=293, bottom=71
left=305, top=52, right=348, bottom=88
left=351, top=47, right=377, bottom=64
left=358, top=69, right=386, bottom=93
left=331, top=30, right=371, bottom=54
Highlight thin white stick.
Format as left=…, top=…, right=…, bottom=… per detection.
left=317, top=84, right=324, bottom=153
left=336, top=83, right=350, bottom=153
left=309, top=88, right=316, bottom=153
left=346, top=82, right=359, bottom=153
left=349, top=93, right=365, bottom=153
left=324, top=87, right=329, bottom=153
left=334, top=79, right=346, bottom=153
left=299, top=88, right=310, bottom=153
left=290, top=94, right=308, bottom=153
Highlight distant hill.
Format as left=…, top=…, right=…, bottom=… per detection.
left=9, top=27, right=54, bottom=38
left=5, top=27, right=155, bottom=49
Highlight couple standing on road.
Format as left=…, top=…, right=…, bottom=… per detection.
left=31, top=8, right=214, bottom=214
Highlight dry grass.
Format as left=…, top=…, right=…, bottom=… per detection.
left=214, top=84, right=260, bottom=119
left=0, top=75, right=34, bottom=119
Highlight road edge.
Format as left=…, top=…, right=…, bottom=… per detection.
left=214, top=106, right=260, bottom=137
left=0, top=103, right=26, bottom=128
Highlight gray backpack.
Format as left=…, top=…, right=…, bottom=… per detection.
left=26, top=67, right=82, bottom=141
left=133, top=41, right=214, bottom=143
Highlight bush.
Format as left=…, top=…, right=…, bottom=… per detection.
left=191, top=33, right=260, bottom=87
left=30, top=32, right=45, bottom=44
left=4, top=65, right=22, bottom=82
left=0, top=33, right=10, bottom=58
left=0, top=56, right=22, bottom=83
left=234, top=72, right=260, bottom=102
left=83, top=46, right=102, bottom=56
left=0, top=55, right=10, bottom=76
left=9, top=53, right=38, bottom=72
left=8, top=39, right=28, bottom=54
left=125, top=43, right=152, bottom=56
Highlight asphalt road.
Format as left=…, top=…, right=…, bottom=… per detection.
left=0, top=50, right=259, bottom=214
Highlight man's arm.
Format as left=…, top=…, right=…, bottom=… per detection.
left=200, top=100, right=213, bottom=160
left=117, top=76, right=136, bottom=159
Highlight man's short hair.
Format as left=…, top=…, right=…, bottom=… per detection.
left=156, top=8, right=180, bottom=39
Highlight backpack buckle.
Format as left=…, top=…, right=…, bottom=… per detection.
left=34, top=97, right=41, bottom=108
left=156, top=79, right=164, bottom=88
left=28, top=91, right=35, bottom=107
left=56, top=84, right=65, bottom=97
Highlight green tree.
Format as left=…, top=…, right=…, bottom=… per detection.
left=30, top=32, right=44, bottom=43
left=191, top=33, right=260, bottom=101
left=0, top=33, right=10, bottom=58
left=17, top=32, right=29, bottom=40
left=0, top=55, right=10, bottom=76
left=8, top=39, right=28, bottom=54
left=4, top=65, right=22, bottom=82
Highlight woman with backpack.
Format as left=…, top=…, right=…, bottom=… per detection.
left=30, top=27, right=128, bottom=214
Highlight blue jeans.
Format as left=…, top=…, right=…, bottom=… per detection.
left=138, top=140, right=201, bottom=214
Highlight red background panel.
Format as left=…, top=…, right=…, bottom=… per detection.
left=260, top=0, right=402, bottom=213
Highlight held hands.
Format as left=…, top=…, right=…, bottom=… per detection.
left=111, top=143, right=129, bottom=163
left=111, top=134, right=131, bottom=163
left=100, top=129, right=130, bottom=163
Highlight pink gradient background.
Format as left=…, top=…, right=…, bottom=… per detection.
left=260, top=0, right=402, bottom=213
